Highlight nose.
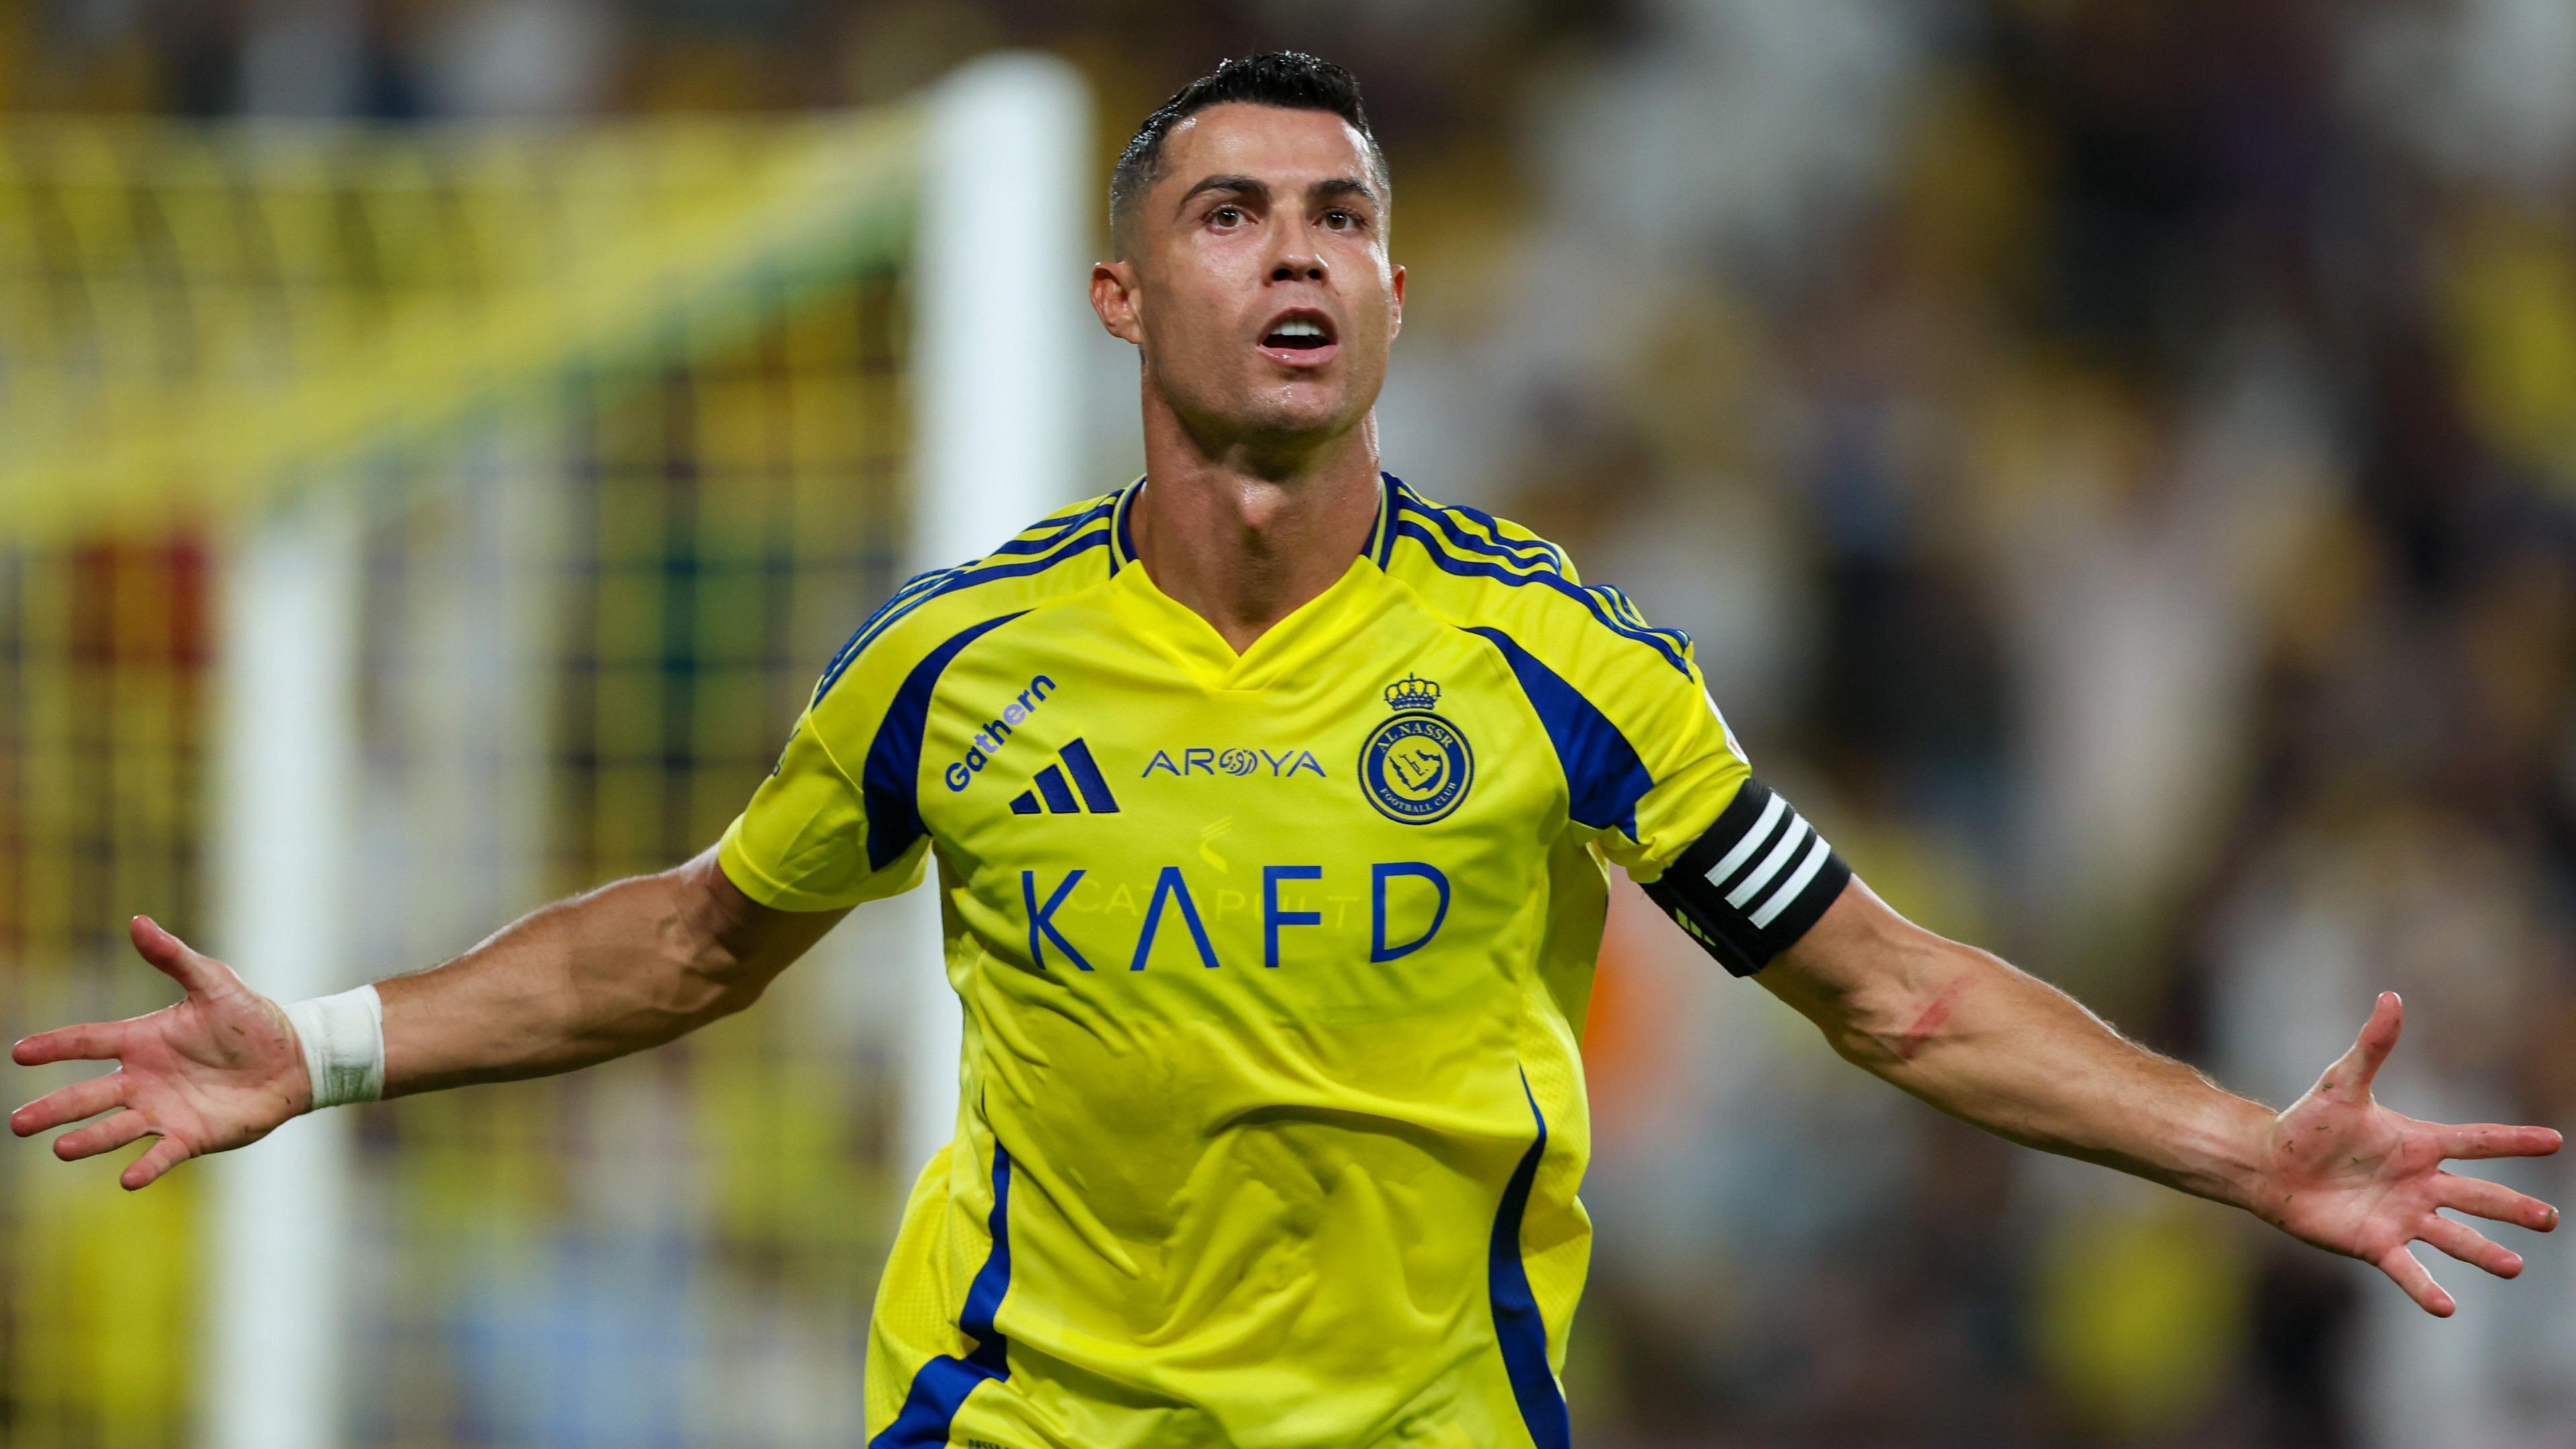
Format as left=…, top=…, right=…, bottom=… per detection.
left=1268, top=235, right=1326, bottom=284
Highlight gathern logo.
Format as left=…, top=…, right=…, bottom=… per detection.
left=945, top=675, right=1056, bottom=792
left=1358, top=674, right=1472, bottom=824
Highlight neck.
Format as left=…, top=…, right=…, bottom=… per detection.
left=1128, top=394, right=1383, bottom=653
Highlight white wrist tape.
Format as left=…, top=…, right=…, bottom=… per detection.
left=284, top=985, right=385, bottom=1109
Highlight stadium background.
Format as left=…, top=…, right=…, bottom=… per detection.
left=4, top=2, right=2574, bottom=1446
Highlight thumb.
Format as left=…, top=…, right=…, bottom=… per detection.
left=130, top=916, right=232, bottom=999
left=2319, top=991, right=2403, bottom=1102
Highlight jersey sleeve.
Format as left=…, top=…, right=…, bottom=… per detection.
left=1486, top=564, right=1851, bottom=977
left=718, top=635, right=932, bottom=912
left=719, top=490, right=1115, bottom=912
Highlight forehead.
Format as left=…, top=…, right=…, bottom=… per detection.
left=1155, top=103, right=1379, bottom=195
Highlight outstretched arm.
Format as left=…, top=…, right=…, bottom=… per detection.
left=373, top=849, right=844, bottom=1095
left=1761, top=878, right=2561, bottom=1316
left=11, top=847, right=845, bottom=1189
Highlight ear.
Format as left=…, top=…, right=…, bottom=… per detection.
left=1091, top=259, right=1144, bottom=347
left=1388, top=262, right=1405, bottom=343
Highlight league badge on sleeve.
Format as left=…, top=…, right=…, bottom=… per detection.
left=1359, top=674, right=1474, bottom=824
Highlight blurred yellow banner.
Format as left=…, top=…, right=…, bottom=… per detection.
left=0, top=112, right=919, bottom=539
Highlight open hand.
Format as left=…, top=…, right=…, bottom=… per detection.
left=2255, top=991, right=2561, bottom=1316
left=10, top=916, right=310, bottom=1189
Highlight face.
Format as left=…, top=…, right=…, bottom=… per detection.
left=1093, top=103, right=1404, bottom=451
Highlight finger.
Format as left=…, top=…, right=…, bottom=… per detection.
left=129, top=915, right=225, bottom=997
left=53, top=1109, right=153, bottom=1163
left=2420, top=1214, right=2524, bottom=1279
left=2375, top=1243, right=2455, bottom=1317
left=2439, top=1124, right=2564, bottom=1161
left=9, top=1072, right=125, bottom=1136
left=11, top=1021, right=127, bottom=1066
left=122, top=1135, right=193, bottom=1191
left=2320, top=991, right=2403, bottom=1099
left=2438, top=1172, right=2561, bottom=1233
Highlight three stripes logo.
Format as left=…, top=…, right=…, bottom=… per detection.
left=1008, top=738, right=1121, bottom=816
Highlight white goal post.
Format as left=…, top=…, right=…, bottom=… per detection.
left=892, top=50, right=1095, bottom=1183
left=197, top=53, right=1092, bottom=1449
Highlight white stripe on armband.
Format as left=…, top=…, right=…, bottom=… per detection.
left=1639, top=777, right=1854, bottom=977
left=284, top=984, right=386, bottom=1108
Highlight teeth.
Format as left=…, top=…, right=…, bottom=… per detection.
left=1271, top=319, right=1325, bottom=339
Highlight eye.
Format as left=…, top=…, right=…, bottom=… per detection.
left=1322, top=209, right=1356, bottom=230
left=1209, top=205, right=1244, bottom=228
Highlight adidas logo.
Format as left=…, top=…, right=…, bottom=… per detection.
left=1008, top=738, right=1122, bottom=815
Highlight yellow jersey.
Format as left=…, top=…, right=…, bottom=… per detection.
left=718, top=476, right=1849, bottom=1448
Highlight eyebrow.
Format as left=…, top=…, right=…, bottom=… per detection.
left=1172, top=173, right=1382, bottom=216
left=1175, top=174, right=1266, bottom=213
left=1311, top=177, right=1379, bottom=208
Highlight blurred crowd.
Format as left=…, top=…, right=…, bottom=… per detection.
left=11, top=1, right=2576, bottom=1446
left=1386, top=5, right=2576, bottom=1446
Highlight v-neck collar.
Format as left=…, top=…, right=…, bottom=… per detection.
left=1112, top=549, right=1387, bottom=688
left=1104, top=473, right=1403, bottom=691
left=1106, top=472, right=1401, bottom=575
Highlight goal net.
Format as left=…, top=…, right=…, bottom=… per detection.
left=0, top=58, right=1087, bottom=1449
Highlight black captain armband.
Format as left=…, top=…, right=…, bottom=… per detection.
left=1640, top=779, right=1853, bottom=976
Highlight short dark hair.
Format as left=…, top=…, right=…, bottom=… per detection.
left=1110, top=52, right=1389, bottom=254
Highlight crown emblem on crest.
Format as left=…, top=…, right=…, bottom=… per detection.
left=1383, top=674, right=1442, bottom=712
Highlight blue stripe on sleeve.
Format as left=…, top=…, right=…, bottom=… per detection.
left=987, top=498, right=1116, bottom=557
left=1463, top=625, right=1656, bottom=839
left=1440, top=497, right=1570, bottom=572
left=859, top=611, right=1025, bottom=871
left=813, top=566, right=951, bottom=704
left=815, top=527, right=1108, bottom=704
left=1397, top=498, right=1562, bottom=572
left=1393, top=508, right=1693, bottom=676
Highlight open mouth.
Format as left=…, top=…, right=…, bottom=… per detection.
left=1258, top=310, right=1338, bottom=361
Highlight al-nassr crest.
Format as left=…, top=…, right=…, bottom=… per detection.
left=1359, top=673, right=1474, bottom=824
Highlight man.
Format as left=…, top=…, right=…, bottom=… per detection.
left=11, top=52, right=2562, bottom=1449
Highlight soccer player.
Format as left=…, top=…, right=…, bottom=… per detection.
left=11, top=52, right=2563, bottom=1449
